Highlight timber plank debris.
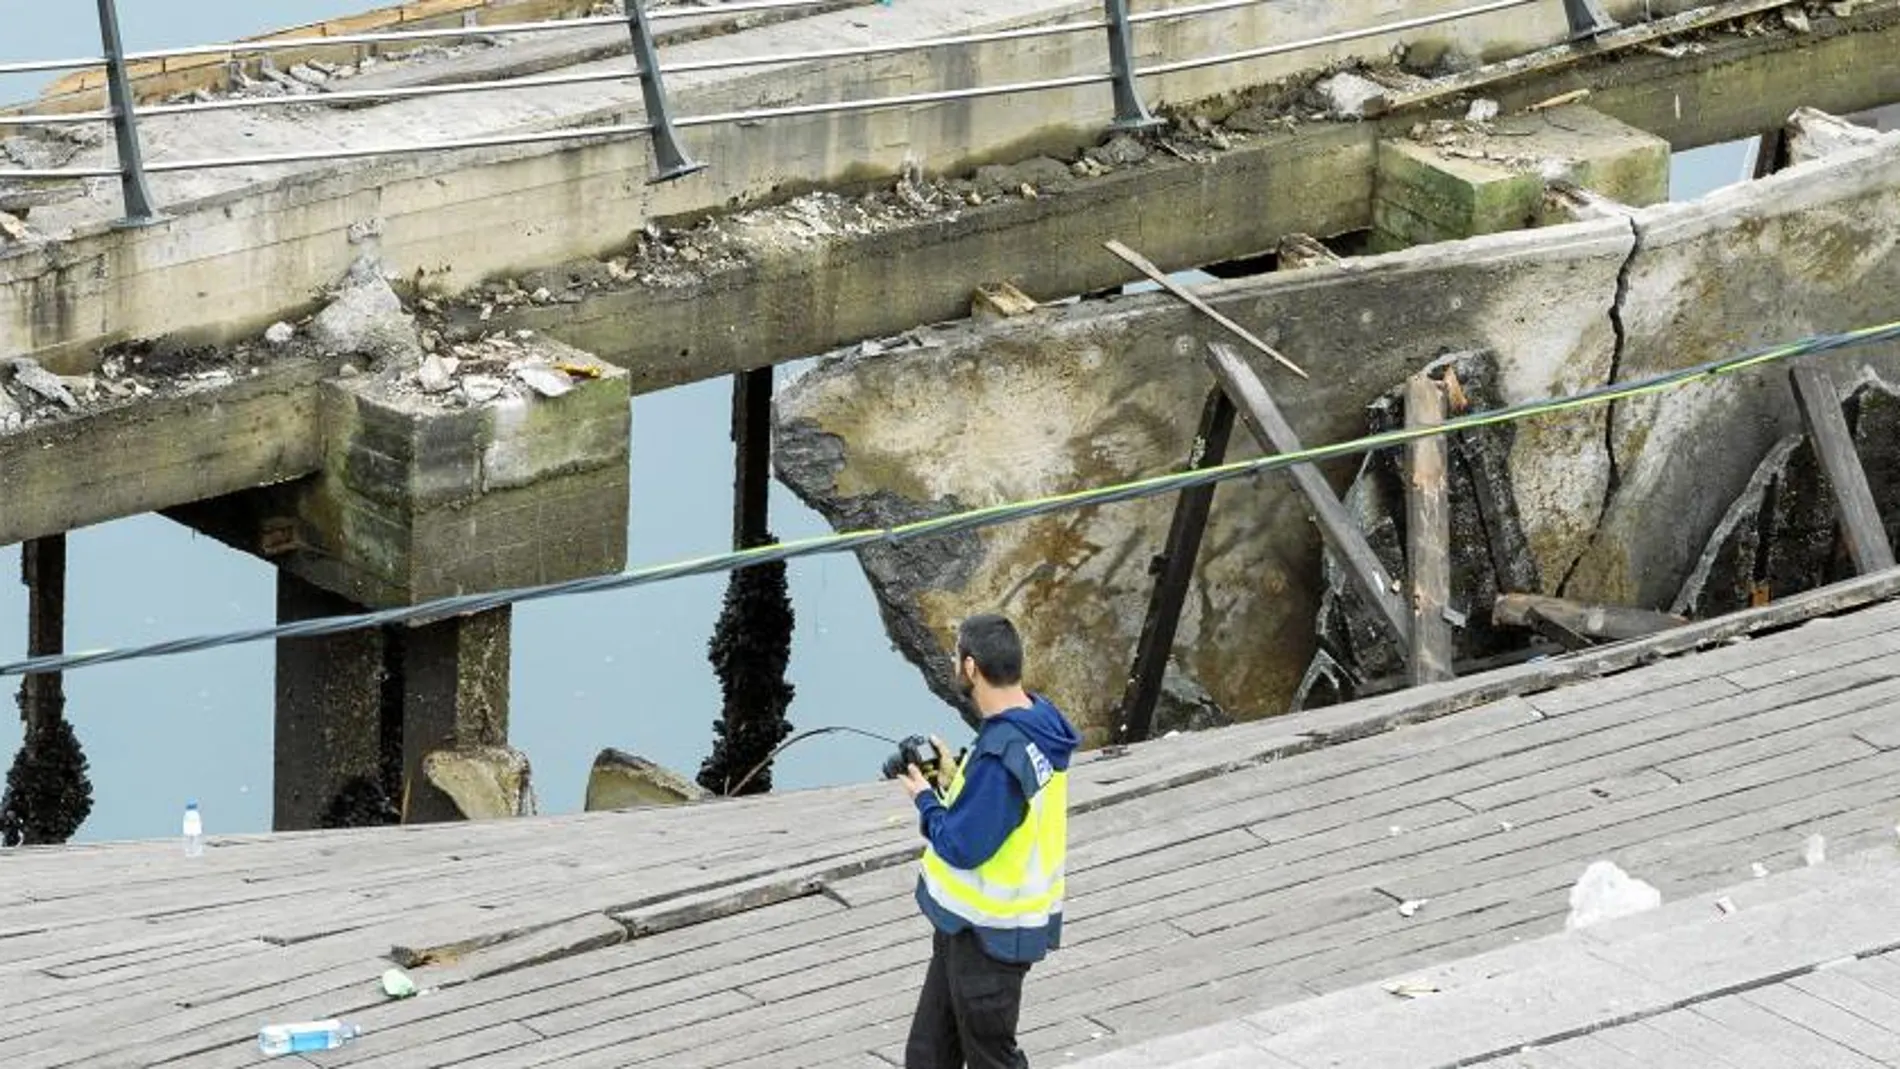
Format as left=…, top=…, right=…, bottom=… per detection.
left=1204, top=339, right=1413, bottom=646
left=4, top=582, right=1900, bottom=1067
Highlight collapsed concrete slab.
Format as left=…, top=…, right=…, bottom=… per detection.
left=776, top=119, right=1900, bottom=741
left=776, top=220, right=1630, bottom=739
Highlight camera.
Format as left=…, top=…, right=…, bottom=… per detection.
left=880, top=735, right=943, bottom=781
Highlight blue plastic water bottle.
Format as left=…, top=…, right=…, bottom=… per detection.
left=257, top=1021, right=362, bottom=1056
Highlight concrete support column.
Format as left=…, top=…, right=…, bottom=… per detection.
left=395, top=608, right=511, bottom=824
left=273, top=572, right=385, bottom=832
left=186, top=337, right=629, bottom=828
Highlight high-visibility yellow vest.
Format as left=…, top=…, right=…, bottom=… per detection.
left=918, top=744, right=1068, bottom=938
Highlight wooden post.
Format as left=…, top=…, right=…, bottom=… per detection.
left=1116, top=388, right=1236, bottom=744
left=17, top=535, right=66, bottom=734
left=1752, top=126, right=1789, bottom=179
left=1204, top=341, right=1412, bottom=645
left=1789, top=365, right=1897, bottom=573
left=732, top=367, right=773, bottom=550
left=1404, top=376, right=1455, bottom=684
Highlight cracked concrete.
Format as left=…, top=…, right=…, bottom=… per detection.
left=1558, top=215, right=1643, bottom=596
left=776, top=119, right=1900, bottom=741
left=1564, top=126, right=1900, bottom=606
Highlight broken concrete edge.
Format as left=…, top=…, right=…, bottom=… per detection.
left=385, top=570, right=1900, bottom=972
left=0, top=351, right=352, bottom=547
left=10, top=0, right=1885, bottom=377
left=4, top=0, right=1633, bottom=365
left=443, top=2, right=1900, bottom=392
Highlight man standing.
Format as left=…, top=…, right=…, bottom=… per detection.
left=898, top=614, right=1081, bottom=1069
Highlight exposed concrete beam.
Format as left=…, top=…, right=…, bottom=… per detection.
left=4, top=0, right=1634, bottom=370
left=0, top=356, right=342, bottom=548
left=487, top=1, right=1900, bottom=392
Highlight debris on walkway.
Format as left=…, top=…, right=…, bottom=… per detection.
left=1565, top=859, right=1661, bottom=930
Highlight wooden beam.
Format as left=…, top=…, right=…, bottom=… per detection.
left=1493, top=592, right=1687, bottom=640
left=732, top=366, right=773, bottom=550
left=1523, top=605, right=1596, bottom=652
left=1116, top=388, right=1236, bottom=744
left=1404, top=376, right=1455, bottom=685
left=1105, top=240, right=1308, bottom=379
left=1789, top=364, right=1897, bottom=574
left=16, top=535, right=66, bottom=731
left=1203, top=341, right=1411, bottom=644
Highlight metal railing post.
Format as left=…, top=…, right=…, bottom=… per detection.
left=1561, top=0, right=1617, bottom=39
left=1102, top=0, right=1163, bottom=131
left=94, top=0, right=161, bottom=225
left=624, top=0, right=706, bottom=183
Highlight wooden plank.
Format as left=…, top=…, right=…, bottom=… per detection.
left=1102, top=241, right=1306, bottom=379
left=1791, top=364, right=1897, bottom=573
left=1719, top=626, right=1900, bottom=691
left=1691, top=995, right=1885, bottom=1069
left=1541, top=1034, right=1651, bottom=1067
left=1204, top=340, right=1410, bottom=644
left=407, top=912, right=626, bottom=989
left=1644, top=1008, right=1789, bottom=1069
left=1742, top=982, right=1900, bottom=1062
left=339, top=1021, right=546, bottom=1069
left=1595, top=1016, right=1755, bottom=1068
left=1116, top=387, right=1236, bottom=743
left=1405, top=374, right=1455, bottom=685
left=1494, top=593, right=1687, bottom=642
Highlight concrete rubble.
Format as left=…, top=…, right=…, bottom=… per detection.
left=422, top=746, right=538, bottom=820
left=309, top=259, right=425, bottom=368
left=584, top=749, right=711, bottom=810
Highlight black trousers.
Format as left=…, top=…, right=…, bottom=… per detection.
left=904, top=928, right=1032, bottom=1069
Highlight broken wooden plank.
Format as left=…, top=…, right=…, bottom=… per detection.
left=1204, top=340, right=1410, bottom=644
left=407, top=913, right=628, bottom=990
left=1493, top=593, right=1687, bottom=642
left=1789, top=364, right=1898, bottom=574
left=1116, top=387, right=1237, bottom=743
left=1405, top=374, right=1455, bottom=685
left=1105, top=240, right=1307, bottom=378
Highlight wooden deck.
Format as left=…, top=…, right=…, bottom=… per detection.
left=1071, top=836, right=1900, bottom=1068
left=5, top=575, right=1900, bottom=1068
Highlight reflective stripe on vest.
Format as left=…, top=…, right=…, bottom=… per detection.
left=919, top=747, right=1068, bottom=932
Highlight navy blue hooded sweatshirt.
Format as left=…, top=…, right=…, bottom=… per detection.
left=913, top=694, right=1082, bottom=963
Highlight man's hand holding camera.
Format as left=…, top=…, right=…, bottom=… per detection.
left=894, top=734, right=955, bottom=801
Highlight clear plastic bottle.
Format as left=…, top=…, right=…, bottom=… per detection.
left=257, top=1020, right=362, bottom=1056
left=182, top=801, right=203, bottom=858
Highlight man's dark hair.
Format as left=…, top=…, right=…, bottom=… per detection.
left=956, top=614, right=1024, bottom=686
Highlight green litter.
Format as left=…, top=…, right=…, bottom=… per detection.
left=381, top=968, right=418, bottom=999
